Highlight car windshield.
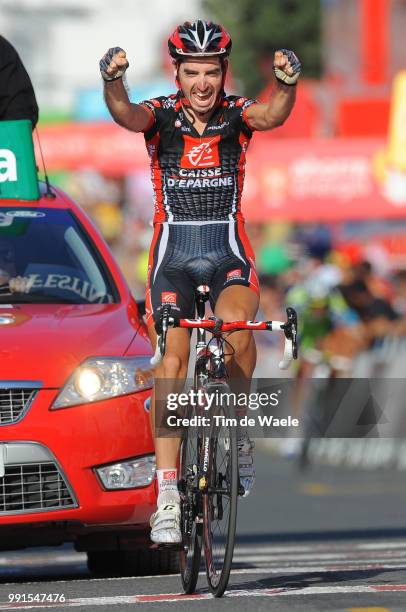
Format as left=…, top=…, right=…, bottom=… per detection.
left=0, top=207, right=118, bottom=304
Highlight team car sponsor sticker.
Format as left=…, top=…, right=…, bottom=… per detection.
left=0, top=210, right=45, bottom=225
left=161, top=291, right=177, bottom=305
left=5, top=210, right=46, bottom=218
left=0, top=212, right=13, bottom=226
left=22, top=271, right=114, bottom=303
left=227, top=268, right=242, bottom=280
left=181, top=135, right=220, bottom=169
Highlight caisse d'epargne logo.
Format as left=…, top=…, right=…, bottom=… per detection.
left=181, top=135, right=221, bottom=169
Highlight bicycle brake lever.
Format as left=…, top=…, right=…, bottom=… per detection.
left=151, top=305, right=179, bottom=366
left=284, top=307, right=298, bottom=359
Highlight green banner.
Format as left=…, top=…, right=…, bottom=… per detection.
left=0, top=120, right=40, bottom=200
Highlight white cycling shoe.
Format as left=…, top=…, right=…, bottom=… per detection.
left=238, top=432, right=255, bottom=497
left=150, top=502, right=182, bottom=544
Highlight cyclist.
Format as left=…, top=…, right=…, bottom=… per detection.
left=100, top=20, right=300, bottom=544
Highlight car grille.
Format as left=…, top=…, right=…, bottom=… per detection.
left=0, top=388, right=37, bottom=425
left=0, top=462, right=76, bottom=514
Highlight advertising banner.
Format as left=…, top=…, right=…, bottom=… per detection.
left=35, top=124, right=406, bottom=222
left=35, top=123, right=147, bottom=177
left=242, top=136, right=406, bottom=222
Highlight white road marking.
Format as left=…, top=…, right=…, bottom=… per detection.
left=359, top=542, right=406, bottom=550
left=231, top=563, right=406, bottom=574
left=234, top=541, right=406, bottom=554
left=233, top=553, right=406, bottom=563
left=0, top=585, right=405, bottom=609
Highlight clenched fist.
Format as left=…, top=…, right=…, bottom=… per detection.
left=100, top=47, right=129, bottom=82
left=273, top=49, right=301, bottom=86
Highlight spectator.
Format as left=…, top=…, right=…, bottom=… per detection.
left=0, top=35, right=38, bottom=128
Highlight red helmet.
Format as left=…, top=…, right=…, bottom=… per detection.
left=168, top=20, right=232, bottom=59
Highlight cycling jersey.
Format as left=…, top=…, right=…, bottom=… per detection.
left=140, top=91, right=257, bottom=223
left=140, top=91, right=260, bottom=327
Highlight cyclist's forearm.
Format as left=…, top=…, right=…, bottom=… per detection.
left=263, top=80, right=296, bottom=128
left=245, top=79, right=296, bottom=131
left=103, top=78, right=148, bottom=132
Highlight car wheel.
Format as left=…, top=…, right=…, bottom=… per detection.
left=87, top=549, right=179, bottom=576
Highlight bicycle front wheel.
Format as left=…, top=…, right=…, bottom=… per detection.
left=203, top=383, right=238, bottom=597
left=179, top=418, right=202, bottom=593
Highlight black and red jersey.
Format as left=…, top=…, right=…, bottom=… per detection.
left=140, top=91, right=258, bottom=224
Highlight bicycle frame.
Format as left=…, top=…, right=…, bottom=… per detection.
left=194, top=286, right=228, bottom=382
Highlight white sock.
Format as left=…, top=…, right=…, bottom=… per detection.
left=156, top=468, right=180, bottom=507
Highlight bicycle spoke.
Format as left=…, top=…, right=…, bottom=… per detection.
left=179, top=422, right=202, bottom=594
left=203, top=391, right=238, bottom=597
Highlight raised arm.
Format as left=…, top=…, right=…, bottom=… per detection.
left=245, top=49, right=301, bottom=132
left=100, top=47, right=153, bottom=133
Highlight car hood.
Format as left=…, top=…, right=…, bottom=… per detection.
left=0, top=303, right=141, bottom=387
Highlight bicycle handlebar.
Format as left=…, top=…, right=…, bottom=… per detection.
left=150, top=307, right=298, bottom=369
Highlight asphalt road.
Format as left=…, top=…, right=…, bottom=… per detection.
left=0, top=448, right=406, bottom=611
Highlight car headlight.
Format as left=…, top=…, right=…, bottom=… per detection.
left=52, top=357, right=154, bottom=408
left=95, top=455, right=156, bottom=489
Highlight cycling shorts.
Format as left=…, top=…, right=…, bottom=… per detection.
left=145, top=221, right=259, bottom=328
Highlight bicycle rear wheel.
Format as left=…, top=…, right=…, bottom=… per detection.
left=203, top=383, right=238, bottom=597
left=179, top=411, right=203, bottom=593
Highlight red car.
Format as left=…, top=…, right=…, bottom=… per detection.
left=0, top=184, right=176, bottom=575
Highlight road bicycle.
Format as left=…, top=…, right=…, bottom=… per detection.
left=151, top=284, right=298, bottom=597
